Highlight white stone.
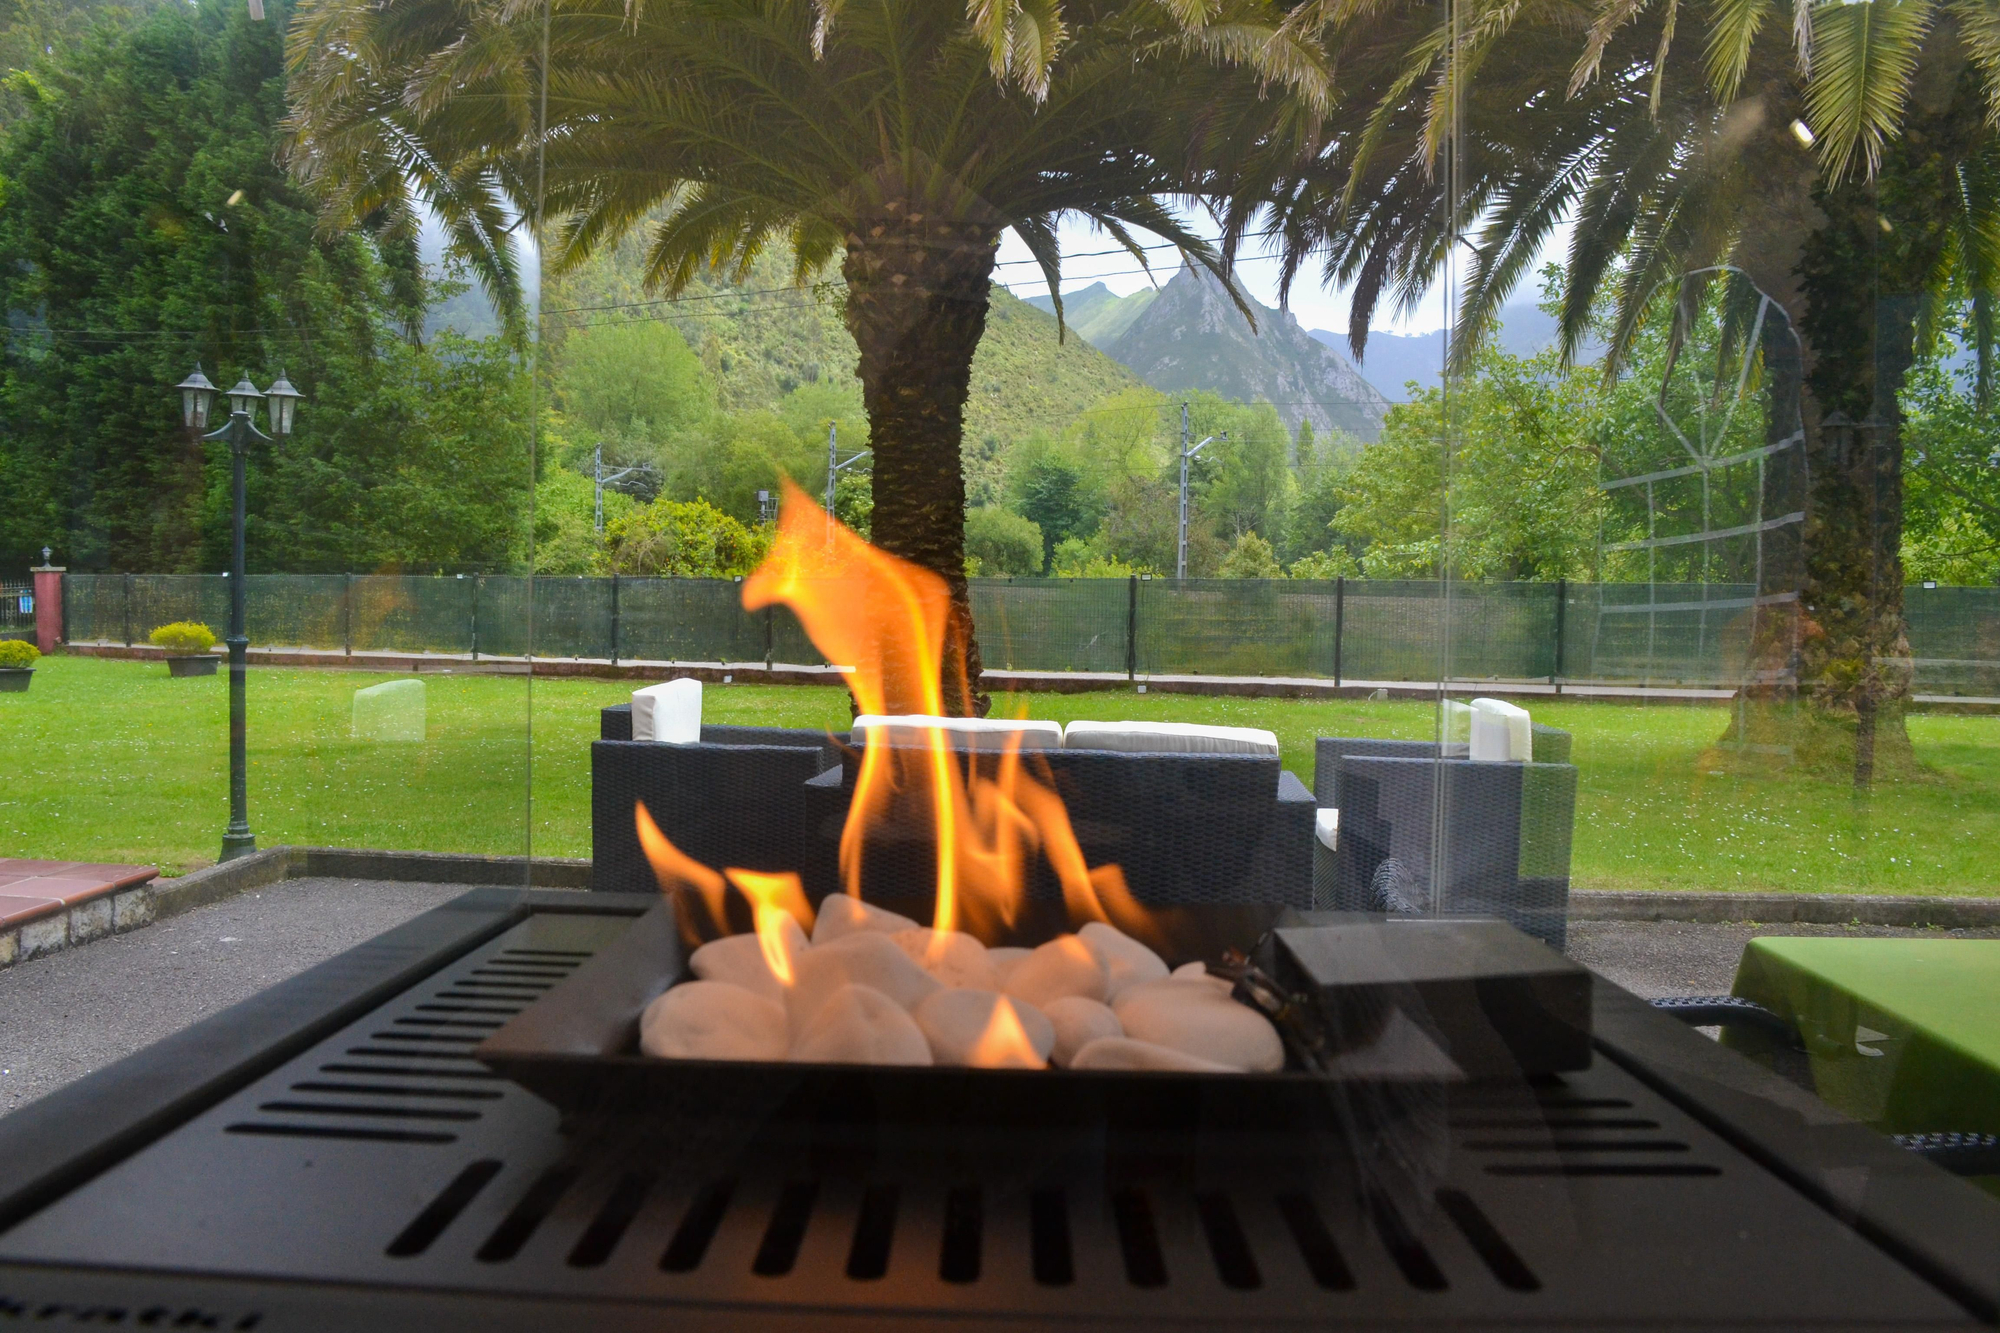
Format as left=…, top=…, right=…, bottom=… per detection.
left=1113, top=980, right=1284, bottom=1072
left=0, top=929, right=17, bottom=968
left=17, top=915, right=65, bottom=960
left=914, top=989, right=1054, bottom=1067
left=67, top=897, right=112, bottom=943
left=632, top=677, right=702, bottom=743
left=892, top=928, right=997, bottom=990
left=987, top=947, right=1031, bottom=985
left=1043, top=996, right=1123, bottom=1067
left=1170, top=961, right=1232, bottom=994
left=791, top=985, right=933, bottom=1065
left=689, top=917, right=808, bottom=1004
left=353, top=678, right=425, bottom=742
left=111, top=887, right=155, bottom=932
left=1069, top=1036, right=1236, bottom=1073
left=811, top=892, right=920, bottom=945
left=640, top=980, right=787, bottom=1061
left=1079, top=921, right=1168, bottom=999
left=1002, top=934, right=1109, bottom=1008
left=786, top=930, right=941, bottom=1035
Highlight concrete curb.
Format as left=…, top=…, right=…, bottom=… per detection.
left=1570, top=888, right=2000, bottom=929
left=3, top=847, right=592, bottom=969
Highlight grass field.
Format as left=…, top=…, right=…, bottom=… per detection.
left=4, top=655, right=1997, bottom=895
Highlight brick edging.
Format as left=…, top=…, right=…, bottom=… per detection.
left=1570, top=888, right=2000, bottom=929
left=1, top=846, right=592, bottom=969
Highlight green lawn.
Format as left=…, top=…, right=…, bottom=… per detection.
left=4, top=655, right=1997, bottom=896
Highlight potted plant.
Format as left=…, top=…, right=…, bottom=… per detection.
left=150, top=621, right=219, bottom=676
left=0, top=638, right=38, bottom=691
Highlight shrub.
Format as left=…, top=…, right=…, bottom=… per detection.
left=964, top=506, right=1044, bottom=577
left=149, top=622, right=217, bottom=654
left=601, top=496, right=769, bottom=576
left=0, top=639, right=39, bottom=669
left=1218, top=531, right=1283, bottom=579
left=1050, top=536, right=1147, bottom=578
left=1288, top=548, right=1361, bottom=579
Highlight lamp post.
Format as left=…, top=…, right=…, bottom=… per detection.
left=1175, top=401, right=1225, bottom=581
left=175, top=363, right=302, bottom=862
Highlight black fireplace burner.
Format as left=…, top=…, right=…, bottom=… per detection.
left=0, top=887, right=1994, bottom=1329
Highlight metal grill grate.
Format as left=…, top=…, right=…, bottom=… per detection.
left=0, top=911, right=1973, bottom=1327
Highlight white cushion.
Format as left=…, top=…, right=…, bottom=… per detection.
left=1315, top=807, right=1339, bottom=851
left=1062, top=720, right=1280, bottom=757
left=1469, top=697, right=1531, bottom=762
left=632, top=678, right=702, bottom=743
left=853, top=715, right=1062, bottom=751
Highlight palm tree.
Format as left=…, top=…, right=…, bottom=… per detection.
left=281, top=0, right=1324, bottom=714
left=1255, top=0, right=2000, bottom=781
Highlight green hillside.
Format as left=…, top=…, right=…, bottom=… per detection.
left=1026, top=281, right=1157, bottom=345
left=542, top=239, right=1141, bottom=456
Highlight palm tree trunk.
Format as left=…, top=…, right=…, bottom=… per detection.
left=842, top=202, right=998, bottom=716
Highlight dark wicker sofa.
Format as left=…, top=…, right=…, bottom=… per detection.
left=592, top=705, right=1315, bottom=907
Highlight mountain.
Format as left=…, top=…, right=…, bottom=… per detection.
left=1313, top=304, right=1603, bottom=402
left=1023, top=281, right=1158, bottom=346
left=1068, top=265, right=1388, bottom=441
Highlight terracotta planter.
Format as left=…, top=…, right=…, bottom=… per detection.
left=166, top=655, right=219, bottom=678
left=0, top=668, right=31, bottom=692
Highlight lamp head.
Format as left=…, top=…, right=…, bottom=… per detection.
left=263, top=370, right=302, bottom=438
left=225, top=373, right=265, bottom=421
left=175, top=364, right=218, bottom=430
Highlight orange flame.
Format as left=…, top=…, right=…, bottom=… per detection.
left=723, top=868, right=813, bottom=985
left=966, top=996, right=1045, bottom=1069
left=636, top=801, right=727, bottom=944
left=739, top=482, right=1143, bottom=942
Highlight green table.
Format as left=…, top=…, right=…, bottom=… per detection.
left=1731, top=937, right=2000, bottom=1138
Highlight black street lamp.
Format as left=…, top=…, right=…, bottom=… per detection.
left=176, top=363, right=302, bottom=862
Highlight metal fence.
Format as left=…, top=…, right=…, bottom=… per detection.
left=0, top=582, right=31, bottom=639
left=57, top=572, right=2000, bottom=692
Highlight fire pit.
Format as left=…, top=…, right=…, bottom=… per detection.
left=1, top=884, right=1994, bottom=1328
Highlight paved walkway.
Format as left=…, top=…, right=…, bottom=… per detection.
left=0, top=876, right=465, bottom=1118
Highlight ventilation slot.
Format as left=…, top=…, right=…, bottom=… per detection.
left=939, top=1185, right=982, bottom=1284
left=416, top=1003, right=522, bottom=1017
left=441, top=981, right=550, bottom=994
left=1466, top=1140, right=1690, bottom=1153
left=1030, top=1189, right=1074, bottom=1286
left=256, top=1101, right=480, bottom=1122
left=386, top=1159, right=503, bottom=1258
left=433, top=992, right=538, bottom=1004
left=319, top=1062, right=499, bottom=1081
left=1276, top=1192, right=1353, bottom=1291
left=226, top=1123, right=455, bottom=1145
left=753, top=1181, right=819, bottom=1277
left=367, top=1032, right=486, bottom=1045
left=568, top=1171, right=655, bottom=1269
left=289, top=1081, right=499, bottom=1101
left=1366, top=1190, right=1446, bottom=1291
left=1195, top=1192, right=1260, bottom=1290
left=1111, top=1188, right=1167, bottom=1288
left=1453, top=1117, right=1660, bottom=1131
left=471, top=968, right=571, bottom=982
left=343, top=1046, right=478, bottom=1060
left=1485, top=1163, right=1721, bottom=1178
left=478, top=1164, right=581, bottom=1263
left=661, top=1179, right=736, bottom=1273
left=1435, top=1189, right=1538, bottom=1291
left=1534, top=1097, right=1633, bottom=1111
left=393, top=1017, right=505, bottom=1030
left=501, top=948, right=592, bottom=959
left=844, top=1184, right=899, bottom=1280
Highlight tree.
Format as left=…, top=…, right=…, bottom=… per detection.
left=1009, top=448, right=1105, bottom=573
left=0, top=0, right=528, bottom=575
left=964, top=505, right=1044, bottom=577
left=283, top=0, right=1325, bottom=714
left=602, top=497, right=769, bottom=576
left=1217, top=530, right=1283, bottom=577
left=1263, top=0, right=2000, bottom=781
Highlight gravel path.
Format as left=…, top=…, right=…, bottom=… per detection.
left=1566, top=917, right=2000, bottom=999
left=0, top=877, right=466, bottom=1118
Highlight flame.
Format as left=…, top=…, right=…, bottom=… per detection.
left=741, top=482, right=1137, bottom=943
left=723, top=868, right=813, bottom=985
left=966, top=996, right=1045, bottom=1069
left=635, top=801, right=727, bottom=944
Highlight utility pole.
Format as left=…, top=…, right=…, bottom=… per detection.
left=824, top=421, right=869, bottom=519
left=1176, top=402, right=1224, bottom=581
left=593, top=442, right=654, bottom=532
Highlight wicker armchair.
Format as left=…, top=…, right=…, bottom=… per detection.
left=1312, top=728, right=1577, bottom=950
left=590, top=706, right=849, bottom=896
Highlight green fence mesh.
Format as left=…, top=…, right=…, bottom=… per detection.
left=56, top=573, right=2000, bottom=691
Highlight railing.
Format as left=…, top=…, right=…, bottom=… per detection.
left=56, top=572, right=2000, bottom=693
left=0, top=582, right=32, bottom=637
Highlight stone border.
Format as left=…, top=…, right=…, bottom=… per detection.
left=0, top=846, right=591, bottom=969
left=1570, top=888, right=2000, bottom=929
